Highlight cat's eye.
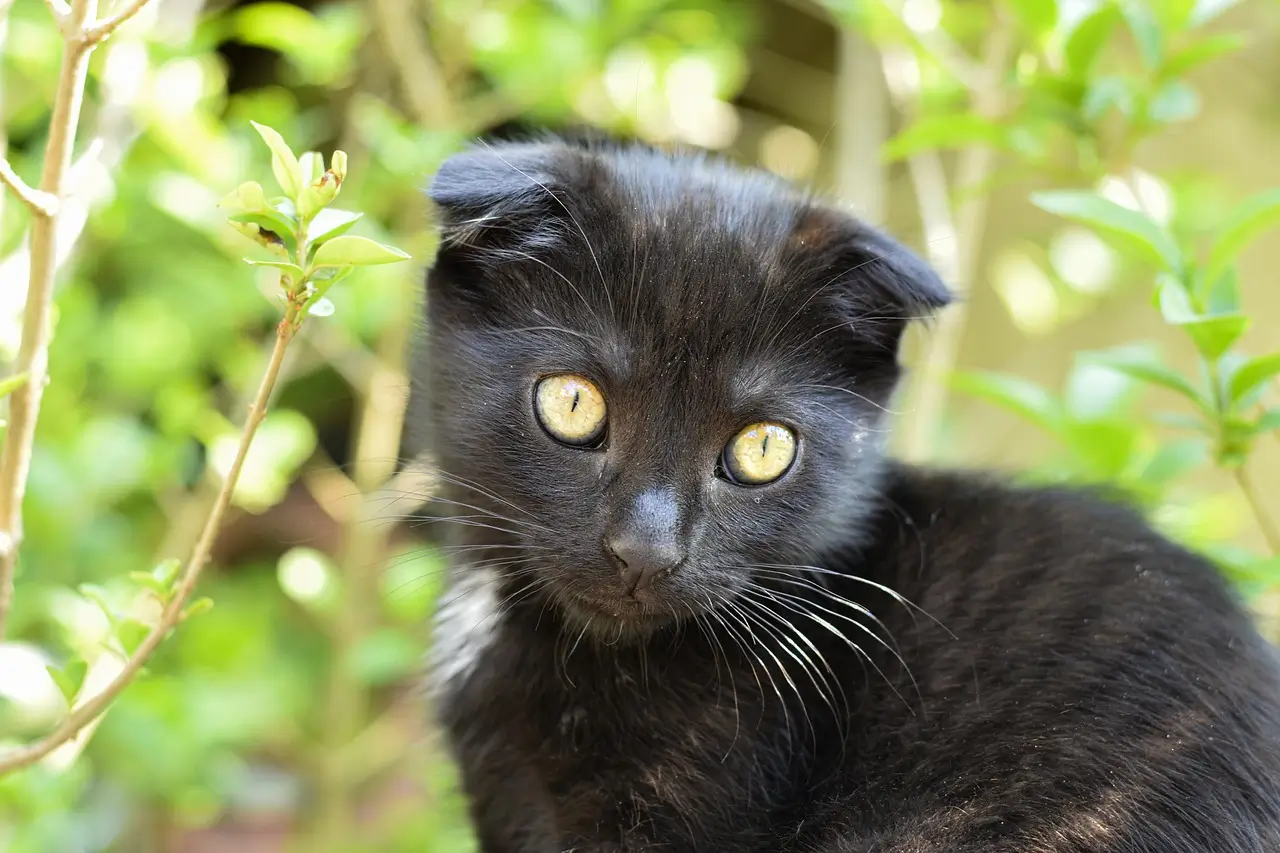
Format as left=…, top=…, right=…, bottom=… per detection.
left=534, top=374, right=608, bottom=447
left=722, top=422, right=797, bottom=485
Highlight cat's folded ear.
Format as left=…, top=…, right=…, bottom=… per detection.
left=790, top=204, right=952, bottom=356
left=427, top=143, right=571, bottom=260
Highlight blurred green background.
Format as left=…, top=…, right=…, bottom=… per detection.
left=1, top=0, right=1279, bottom=850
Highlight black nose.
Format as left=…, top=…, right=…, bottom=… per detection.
left=606, top=534, right=683, bottom=594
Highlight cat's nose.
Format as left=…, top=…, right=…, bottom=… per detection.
left=605, top=534, right=683, bottom=595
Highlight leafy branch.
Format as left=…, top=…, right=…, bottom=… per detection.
left=0, top=0, right=159, bottom=645
left=0, top=124, right=408, bottom=777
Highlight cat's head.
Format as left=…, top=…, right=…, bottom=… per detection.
left=419, top=138, right=948, bottom=642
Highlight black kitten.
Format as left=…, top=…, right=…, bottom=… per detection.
left=416, top=137, right=1280, bottom=853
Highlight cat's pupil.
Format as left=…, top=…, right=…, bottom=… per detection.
left=760, top=434, right=769, bottom=457
left=571, top=391, right=579, bottom=412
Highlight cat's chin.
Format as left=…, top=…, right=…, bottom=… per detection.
left=556, top=592, right=681, bottom=643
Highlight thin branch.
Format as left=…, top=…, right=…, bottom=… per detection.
left=369, top=0, right=454, bottom=126
left=84, top=0, right=155, bottom=44
left=0, top=302, right=304, bottom=776
left=0, top=0, right=101, bottom=642
left=835, top=27, right=889, bottom=221
left=1235, top=466, right=1280, bottom=556
left=892, top=23, right=1014, bottom=463
left=0, top=157, right=59, bottom=217
left=39, top=0, right=71, bottom=26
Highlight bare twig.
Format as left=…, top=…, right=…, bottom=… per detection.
left=84, top=0, right=154, bottom=43
left=0, top=158, right=59, bottom=216
left=0, top=301, right=304, bottom=775
left=1235, top=466, right=1280, bottom=555
left=39, top=0, right=71, bottom=26
left=0, top=0, right=102, bottom=641
left=369, top=0, right=454, bottom=126
left=835, top=28, right=889, bottom=221
left=313, top=283, right=412, bottom=850
left=890, top=23, right=1014, bottom=463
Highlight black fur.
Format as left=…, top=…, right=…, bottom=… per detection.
left=415, top=137, right=1280, bottom=853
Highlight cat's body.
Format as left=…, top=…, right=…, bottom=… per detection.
left=417, top=137, right=1280, bottom=853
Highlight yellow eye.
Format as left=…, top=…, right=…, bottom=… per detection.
left=535, top=374, right=608, bottom=446
left=723, top=422, right=797, bottom=485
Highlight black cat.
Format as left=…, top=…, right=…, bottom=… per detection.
left=415, top=137, right=1280, bottom=853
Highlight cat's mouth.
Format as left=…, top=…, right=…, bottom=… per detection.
left=557, top=589, right=677, bottom=636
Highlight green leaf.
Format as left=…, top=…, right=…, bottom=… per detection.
left=127, top=571, right=170, bottom=598
left=152, top=558, right=182, bottom=587
left=181, top=597, right=214, bottom=620
left=1228, top=353, right=1280, bottom=402
left=1218, top=554, right=1280, bottom=586
left=1147, top=81, right=1200, bottom=124
left=1206, top=188, right=1280, bottom=282
left=308, top=208, right=363, bottom=246
left=1180, top=313, right=1249, bottom=361
left=245, top=260, right=304, bottom=285
left=251, top=121, right=303, bottom=199
left=117, top=619, right=150, bottom=656
left=1031, top=190, right=1182, bottom=271
left=1082, top=348, right=1208, bottom=410
left=298, top=151, right=324, bottom=186
left=351, top=629, right=421, bottom=686
left=0, top=372, right=28, bottom=399
left=1156, top=275, right=1196, bottom=324
left=882, top=114, right=1008, bottom=162
left=1257, top=410, right=1280, bottom=432
left=1009, top=0, right=1057, bottom=38
left=310, top=235, right=410, bottom=268
left=307, top=297, right=336, bottom=317
left=46, top=660, right=88, bottom=702
left=1202, top=266, right=1240, bottom=314
left=1161, top=33, right=1244, bottom=79
left=226, top=217, right=295, bottom=257
left=950, top=371, right=1066, bottom=436
left=1082, top=76, right=1135, bottom=122
left=1064, top=5, right=1121, bottom=74
left=1066, top=419, right=1140, bottom=478
left=1121, top=2, right=1163, bottom=70
left=1138, top=438, right=1209, bottom=485
left=78, top=583, right=119, bottom=630
left=1189, top=0, right=1245, bottom=27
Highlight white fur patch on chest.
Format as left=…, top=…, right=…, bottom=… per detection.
left=427, top=566, right=503, bottom=700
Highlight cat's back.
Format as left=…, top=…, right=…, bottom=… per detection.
left=819, top=464, right=1280, bottom=852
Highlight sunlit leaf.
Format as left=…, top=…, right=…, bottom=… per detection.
left=117, top=619, right=151, bottom=656
left=1082, top=75, right=1135, bottom=121
left=311, top=235, right=411, bottom=268
left=1139, top=439, right=1209, bottom=485
left=46, top=660, right=88, bottom=703
left=882, top=115, right=1008, bottom=162
left=1180, top=314, right=1249, bottom=361
left=1228, top=353, right=1280, bottom=403
left=1257, top=410, right=1280, bottom=433
left=1031, top=190, right=1182, bottom=271
left=307, top=297, right=335, bottom=317
left=1206, top=188, right=1280, bottom=282
left=1064, top=5, right=1121, bottom=74
left=1147, top=81, right=1200, bottom=124
left=308, top=208, right=363, bottom=246
left=1009, top=0, right=1057, bottom=38
left=251, top=120, right=303, bottom=199
left=1160, top=33, right=1244, bottom=79
left=1121, top=2, right=1163, bottom=70
left=950, top=371, right=1066, bottom=436
left=1082, top=348, right=1208, bottom=410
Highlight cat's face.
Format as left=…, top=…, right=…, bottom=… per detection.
left=420, top=140, right=948, bottom=641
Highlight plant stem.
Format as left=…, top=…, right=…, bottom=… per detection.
left=0, top=300, right=303, bottom=776
left=0, top=0, right=99, bottom=643
left=1235, top=466, right=1280, bottom=556
left=894, top=24, right=1013, bottom=462
left=313, top=280, right=412, bottom=849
